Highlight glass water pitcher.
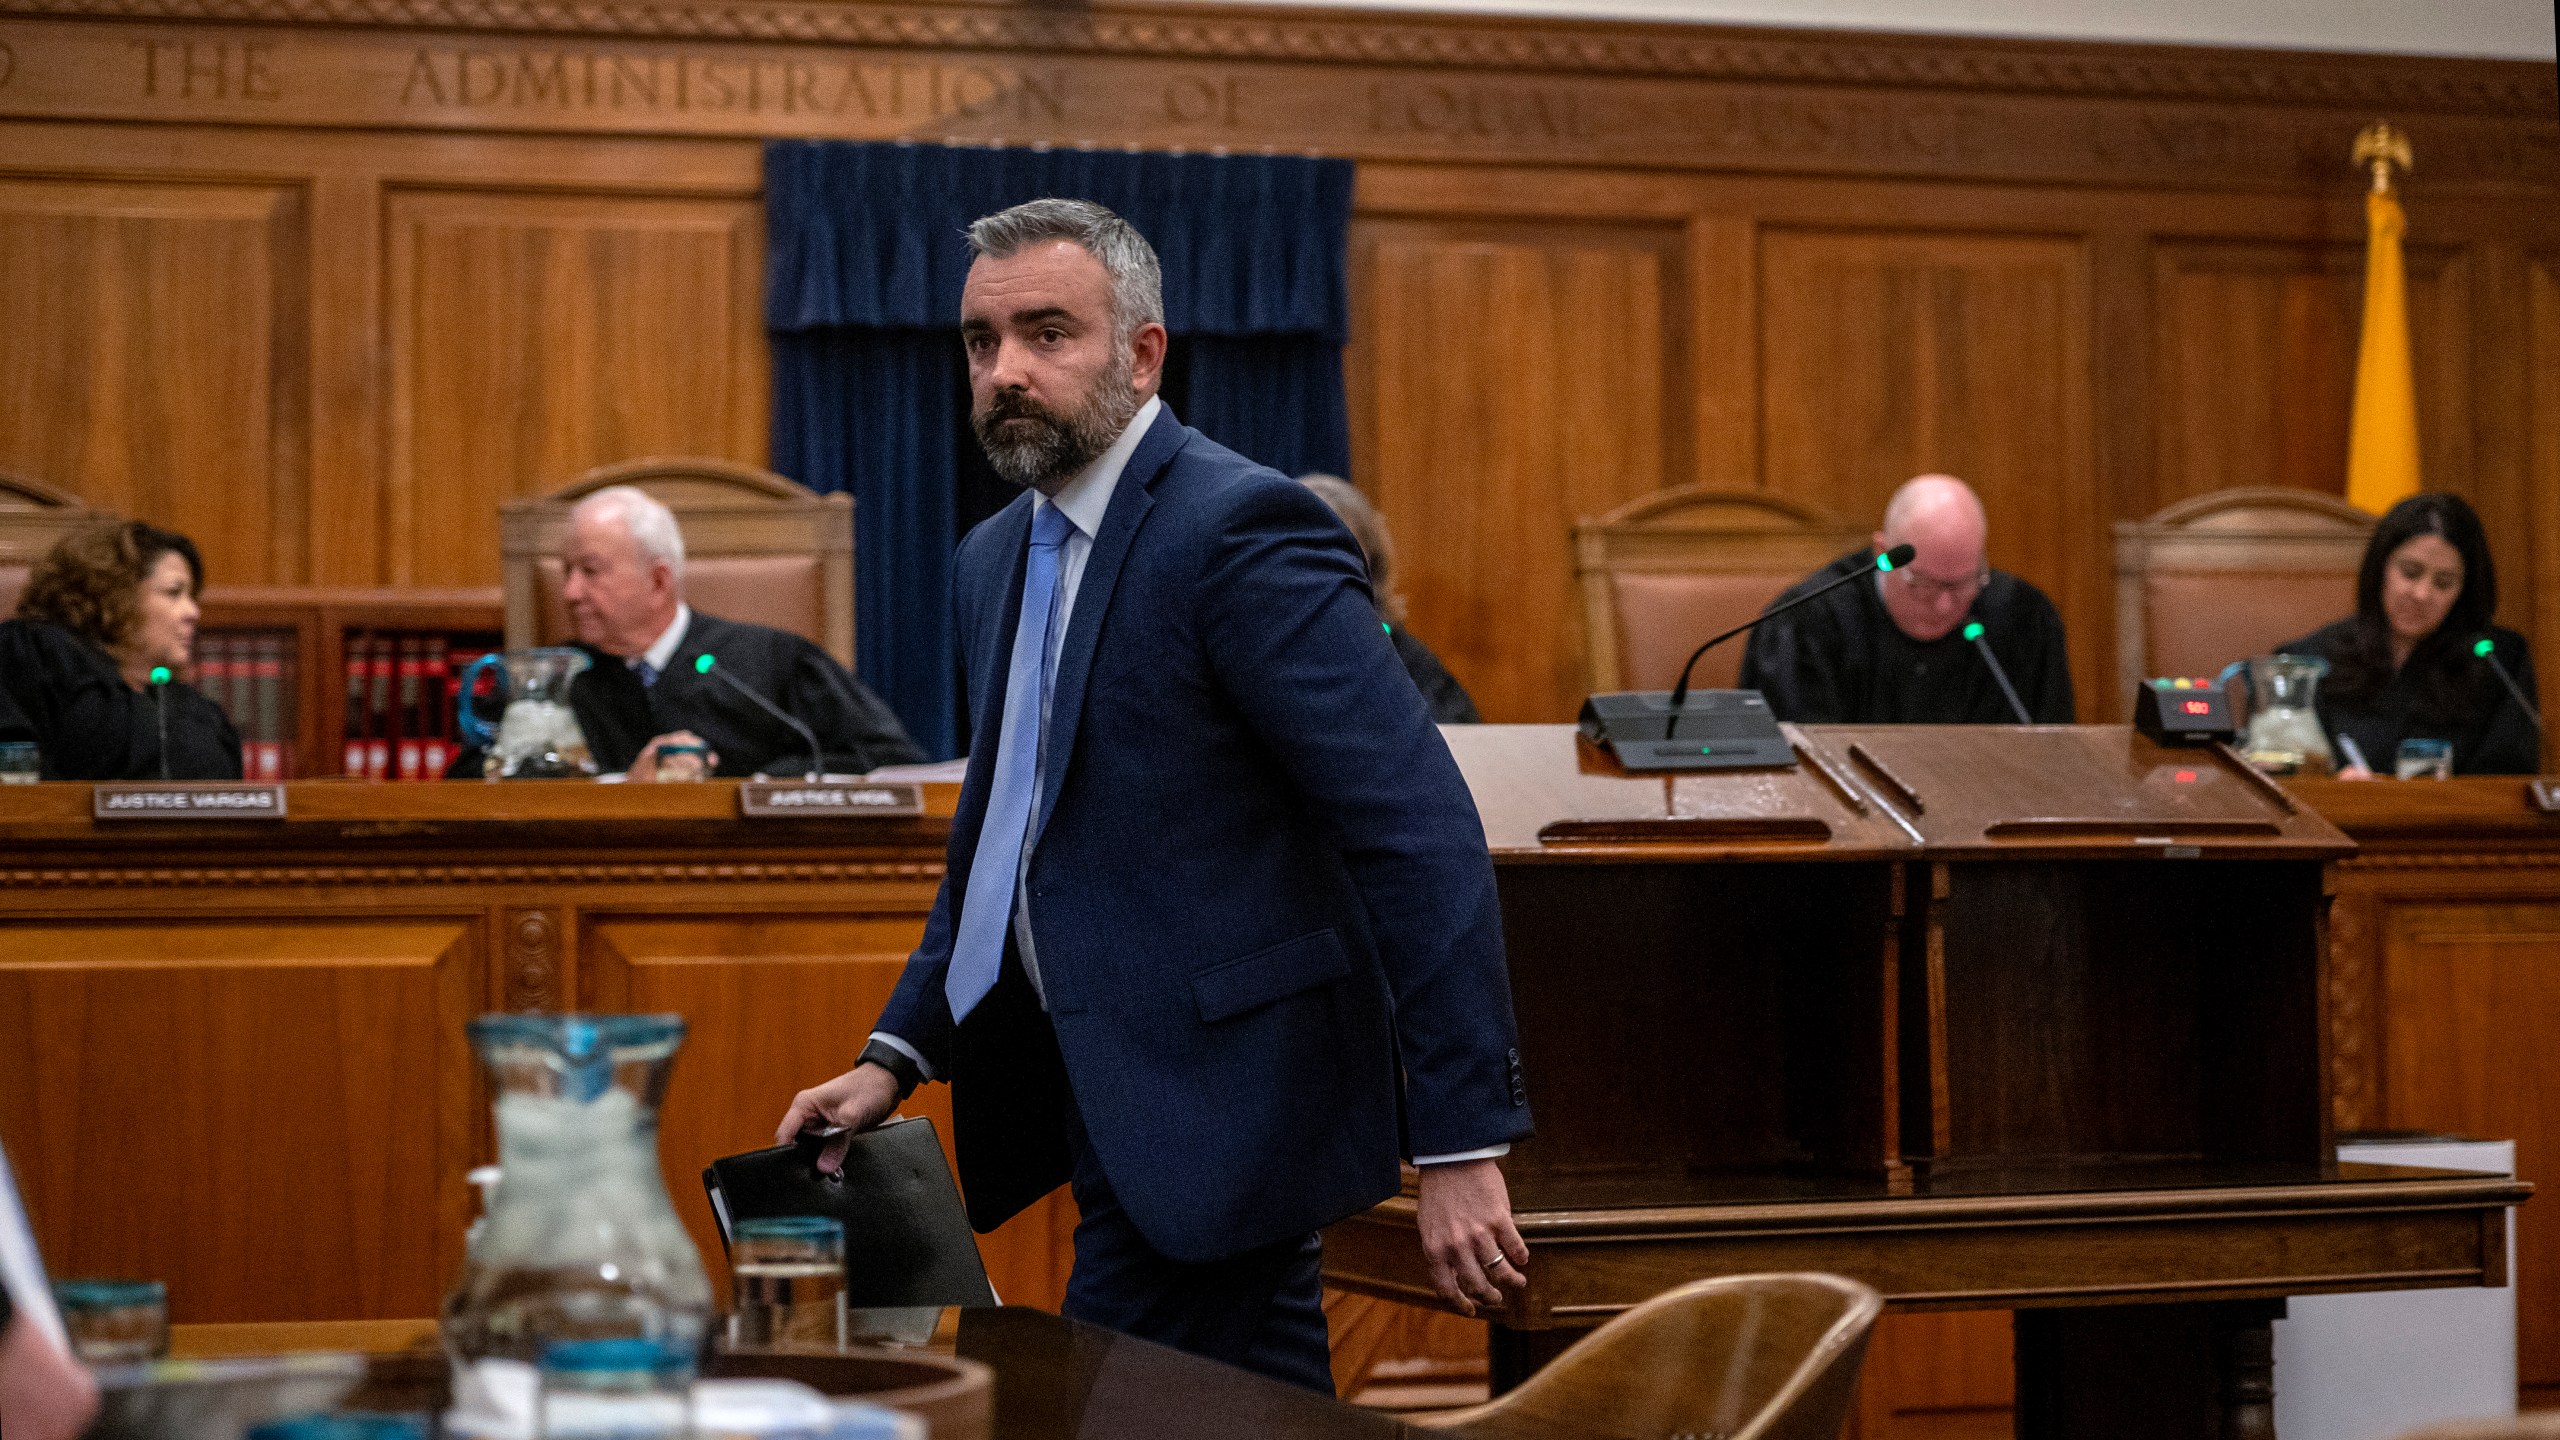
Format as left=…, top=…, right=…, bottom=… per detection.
left=456, top=647, right=598, bottom=779
left=442, top=1014, right=711, bottom=1419
left=2222, top=653, right=2337, bottom=777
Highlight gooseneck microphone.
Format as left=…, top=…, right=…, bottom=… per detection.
left=149, top=665, right=172, bottom=780
left=1661, top=543, right=1918, bottom=738
left=693, top=653, right=824, bottom=780
left=1963, top=621, right=2033, bottom=725
left=2474, top=637, right=2544, bottom=732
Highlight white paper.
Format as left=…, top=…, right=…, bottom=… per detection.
left=0, top=1140, right=68, bottom=1347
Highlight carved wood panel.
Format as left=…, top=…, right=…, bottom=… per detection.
left=2379, top=901, right=2560, bottom=1390
left=0, top=176, right=308, bottom=583
left=1353, top=217, right=1685, bottom=722
left=578, top=911, right=1076, bottom=1313
left=385, top=186, right=767, bottom=587
left=2149, top=238, right=2474, bottom=513
left=0, top=916, right=479, bottom=1321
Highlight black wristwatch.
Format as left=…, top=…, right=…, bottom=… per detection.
left=858, top=1038, right=925, bottom=1103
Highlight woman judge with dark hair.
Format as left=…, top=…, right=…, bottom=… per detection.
left=0, top=518, right=242, bottom=780
left=2276, top=492, right=2540, bottom=777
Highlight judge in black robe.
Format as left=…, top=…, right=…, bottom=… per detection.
left=452, top=608, right=922, bottom=778
left=1737, top=476, right=2073, bottom=725
left=2272, top=493, right=2540, bottom=777
left=0, top=619, right=244, bottom=781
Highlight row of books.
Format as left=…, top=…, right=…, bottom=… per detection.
left=343, top=632, right=501, bottom=780
left=195, top=633, right=294, bottom=781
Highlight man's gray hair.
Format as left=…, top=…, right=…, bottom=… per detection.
left=571, top=485, right=686, bottom=579
left=966, top=198, right=1166, bottom=341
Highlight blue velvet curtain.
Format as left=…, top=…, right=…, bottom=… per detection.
left=766, top=142, right=1355, bottom=757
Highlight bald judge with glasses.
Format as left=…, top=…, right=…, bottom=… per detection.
left=1738, top=474, right=2074, bottom=725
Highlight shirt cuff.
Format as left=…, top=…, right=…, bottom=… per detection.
left=866, top=1031, right=935, bottom=1083
left=1413, top=1144, right=1511, bottom=1166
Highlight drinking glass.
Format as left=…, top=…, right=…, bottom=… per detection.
left=653, top=741, right=711, bottom=783
left=726, top=1216, right=846, bottom=1349
left=0, top=740, right=40, bottom=783
left=53, top=1278, right=169, bottom=1364
left=2396, top=738, right=2455, bottom=780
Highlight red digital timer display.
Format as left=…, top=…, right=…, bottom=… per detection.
left=2181, top=699, right=2213, bottom=716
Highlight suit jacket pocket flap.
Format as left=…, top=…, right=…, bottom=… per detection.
left=1192, top=929, right=1351, bottom=1023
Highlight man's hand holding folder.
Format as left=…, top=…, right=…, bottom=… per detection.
left=776, top=1065, right=904, bottom=1175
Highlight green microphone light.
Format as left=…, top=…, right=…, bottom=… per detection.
left=1962, top=622, right=1985, bottom=642
left=2475, top=638, right=2496, bottom=658
left=695, top=653, right=716, bottom=675
left=149, top=666, right=171, bottom=685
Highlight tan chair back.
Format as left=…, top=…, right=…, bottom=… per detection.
left=0, top=471, right=92, bottom=620
left=2113, top=488, right=2375, bottom=696
left=1575, top=489, right=1871, bottom=694
left=1414, top=1272, right=1881, bottom=1440
left=501, top=458, right=855, bottom=668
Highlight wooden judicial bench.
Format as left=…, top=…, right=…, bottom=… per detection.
left=2, top=737, right=2555, bottom=1432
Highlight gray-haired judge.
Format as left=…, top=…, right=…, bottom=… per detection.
left=450, top=486, right=922, bottom=780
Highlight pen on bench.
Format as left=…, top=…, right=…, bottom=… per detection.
left=2337, top=734, right=2370, bottom=775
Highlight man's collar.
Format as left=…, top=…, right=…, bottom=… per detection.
left=1038, top=395, right=1162, bottom=540
left=635, top=603, right=691, bottom=674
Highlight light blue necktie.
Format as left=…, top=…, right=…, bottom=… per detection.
left=946, top=502, right=1075, bottom=1022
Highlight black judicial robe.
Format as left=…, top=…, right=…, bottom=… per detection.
left=452, top=611, right=922, bottom=778
left=1737, top=549, right=2075, bottom=725
left=1387, top=621, right=1481, bottom=725
left=0, top=618, right=244, bottom=781
left=2275, top=619, right=2541, bottom=776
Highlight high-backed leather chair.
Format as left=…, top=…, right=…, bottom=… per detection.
left=1575, top=489, right=1871, bottom=694
left=501, top=458, right=854, bottom=668
left=1413, top=1273, right=1881, bottom=1440
left=2113, top=488, right=2375, bottom=695
left=0, top=470, right=92, bottom=619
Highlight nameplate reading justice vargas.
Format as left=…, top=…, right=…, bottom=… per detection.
left=737, top=780, right=923, bottom=819
left=92, top=783, right=289, bottom=820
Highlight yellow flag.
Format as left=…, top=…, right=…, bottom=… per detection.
left=2345, top=187, right=2420, bottom=514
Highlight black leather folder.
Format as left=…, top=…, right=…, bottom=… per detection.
left=702, top=1117, right=997, bottom=1308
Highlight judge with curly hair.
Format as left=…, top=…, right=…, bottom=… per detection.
left=0, top=518, right=242, bottom=780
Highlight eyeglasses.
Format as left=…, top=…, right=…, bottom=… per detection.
left=1892, top=565, right=1990, bottom=603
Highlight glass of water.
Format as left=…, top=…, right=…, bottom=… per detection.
left=2396, top=738, right=2455, bottom=780
left=0, top=740, right=40, bottom=783
left=53, top=1278, right=168, bottom=1364
left=726, top=1216, right=846, bottom=1349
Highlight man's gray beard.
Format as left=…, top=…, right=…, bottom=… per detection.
left=975, top=358, right=1143, bottom=494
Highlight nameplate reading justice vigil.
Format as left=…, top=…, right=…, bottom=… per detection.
left=92, top=783, right=288, bottom=820
left=737, top=780, right=923, bottom=819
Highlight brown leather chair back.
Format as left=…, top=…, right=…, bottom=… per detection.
left=2113, top=488, right=2374, bottom=694
left=0, top=470, right=93, bottom=619
left=1575, top=489, right=1871, bottom=693
left=502, top=458, right=855, bottom=668
left=1413, top=1272, right=1882, bottom=1440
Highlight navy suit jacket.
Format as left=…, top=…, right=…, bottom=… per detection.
left=874, top=406, right=1530, bottom=1264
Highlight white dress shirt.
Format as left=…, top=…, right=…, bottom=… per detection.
left=871, top=396, right=1502, bottom=1165
left=633, top=604, right=692, bottom=680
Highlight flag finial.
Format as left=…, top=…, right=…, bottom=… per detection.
left=2353, top=121, right=2413, bottom=195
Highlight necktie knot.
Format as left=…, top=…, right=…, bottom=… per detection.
left=1031, top=502, right=1075, bottom=551
left=633, top=660, right=659, bottom=688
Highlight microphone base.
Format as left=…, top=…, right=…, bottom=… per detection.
left=1577, top=691, right=1795, bottom=773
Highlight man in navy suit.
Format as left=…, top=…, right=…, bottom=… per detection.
left=776, top=199, right=1531, bottom=1391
